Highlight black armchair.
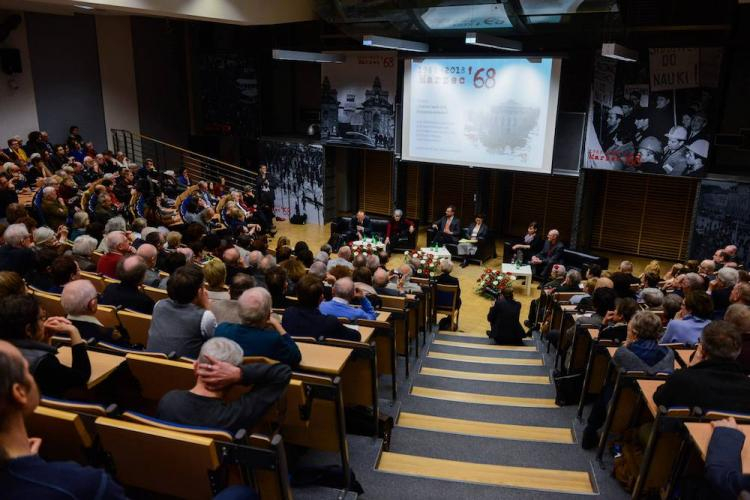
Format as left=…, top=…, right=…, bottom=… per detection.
left=425, top=227, right=496, bottom=264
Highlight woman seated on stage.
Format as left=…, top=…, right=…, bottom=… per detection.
left=457, top=214, right=488, bottom=268
left=487, top=287, right=525, bottom=345
left=510, top=221, right=544, bottom=263
left=385, top=209, right=414, bottom=252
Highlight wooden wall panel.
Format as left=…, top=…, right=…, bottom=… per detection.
left=429, top=165, right=479, bottom=225
left=591, top=172, right=697, bottom=260
left=358, top=150, right=393, bottom=216
left=505, top=173, right=577, bottom=243
left=404, top=164, right=421, bottom=221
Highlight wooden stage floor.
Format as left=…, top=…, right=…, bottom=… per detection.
left=272, top=220, right=675, bottom=335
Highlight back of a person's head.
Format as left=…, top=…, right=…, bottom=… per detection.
left=629, top=311, right=662, bottom=340
left=718, top=266, right=739, bottom=287
left=566, top=270, right=581, bottom=287
left=167, top=265, right=204, bottom=304
left=587, top=264, right=602, bottom=278
left=203, top=258, right=227, bottom=289
left=162, top=251, right=187, bottom=274
left=296, top=274, right=324, bottom=308
left=265, top=266, right=288, bottom=297
left=198, top=337, right=243, bottom=366
left=644, top=272, right=661, bottom=288
left=372, top=268, right=389, bottom=288
left=0, top=295, right=39, bottom=340
left=685, top=290, right=714, bottom=319
left=309, top=261, right=327, bottom=279
left=3, top=223, right=29, bottom=247
left=333, top=277, right=355, bottom=301
left=701, top=320, right=742, bottom=362
left=276, top=246, right=292, bottom=263
left=663, top=293, right=683, bottom=320
left=440, top=259, right=453, bottom=274
left=229, top=273, right=255, bottom=300
left=592, top=287, right=617, bottom=316
left=280, top=258, right=306, bottom=282
left=0, top=341, right=32, bottom=423
left=145, top=231, right=163, bottom=248
left=338, top=246, right=352, bottom=260
left=258, top=255, right=276, bottom=272
left=294, top=241, right=309, bottom=255
left=641, top=288, right=664, bottom=308
left=297, top=249, right=314, bottom=267
left=611, top=272, right=635, bottom=298
left=329, top=265, right=352, bottom=281
left=33, top=247, right=58, bottom=273
left=352, top=254, right=367, bottom=269
left=352, top=266, right=372, bottom=285
left=683, top=272, right=705, bottom=291
left=615, top=297, right=639, bottom=322
left=50, top=255, right=78, bottom=286
left=61, top=279, right=97, bottom=315
left=237, top=287, right=271, bottom=326
left=724, top=304, right=750, bottom=335
left=117, top=255, right=147, bottom=287
left=105, top=230, right=126, bottom=252
left=619, top=260, right=634, bottom=274
left=735, top=282, right=750, bottom=305
left=0, top=271, right=25, bottom=299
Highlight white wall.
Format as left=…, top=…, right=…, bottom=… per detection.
left=0, top=11, right=39, bottom=143
left=95, top=15, right=140, bottom=151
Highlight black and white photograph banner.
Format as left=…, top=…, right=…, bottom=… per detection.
left=320, top=50, right=397, bottom=150
left=259, top=140, right=325, bottom=225
left=584, top=48, right=721, bottom=178
left=691, top=180, right=750, bottom=267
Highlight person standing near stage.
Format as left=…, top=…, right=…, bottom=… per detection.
left=257, top=164, right=280, bottom=224
left=431, top=205, right=461, bottom=246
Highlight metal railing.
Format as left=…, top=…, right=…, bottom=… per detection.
left=110, top=129, right=256, bottom=191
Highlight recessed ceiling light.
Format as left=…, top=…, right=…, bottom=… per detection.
left=272, top=50, right=345, bottom=63
left=362, top=35, right=428, bottom=53
left=465, top=32, right=522, bottom=52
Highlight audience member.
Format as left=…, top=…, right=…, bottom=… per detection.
left=0, top=271, right=25, bottom=299
left=96, top=231, right=133, bottom=278
left=99, top=256, right=155, bottom=314
left=48, top=255, right=79, bottom=293
left=158, top=251, right=187, bottom=289
left=327, top=246, right=354, bottom=271
left=661, top=290, right=713, bottom=345
left=319, top=277, right=377, bottom=321
left=147, top=265, right=216, bottom=358
left=214, top=287, right=301, bottom=366
left=204, top=258, right=230, bottom=302
left=265, top=266, right=290, bottom=309
left=136, top=243, right=161, bottom=287
left=487, top=288, right=525, bottom=345
left=711, top=267, right=739, bottom=319
left=212, top=274, right=256, bottom=325
left=0, top=224, right=35, bottom=276
left=61, top=279, right=123, bottom=344
left=70, top=235, right=98, bottom=272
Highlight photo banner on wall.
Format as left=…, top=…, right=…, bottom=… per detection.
left=259, top=140, right=325, bottom=225
left=691, top=180, right=750, bottom=267
left=320, top=51, right=397, bottom=150
left=584, top=48, right=721, bottom=178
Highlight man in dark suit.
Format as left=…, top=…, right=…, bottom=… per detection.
left=530, top=229, right=565, bottom=282
left=487, top=288, right=525, bottom=345
left=61, top=279, right=126, bottom=345
left=654, top=320, right=750, bottom=413
left=99, top=256, right=155, bottom=314
left=431, top=205, right=461, bottom=246
left=347, top=210, right=372, bottom=241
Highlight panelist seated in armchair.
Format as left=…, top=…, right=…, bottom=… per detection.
left=530, top=229, right=564, bottom=282
left=347, top=210, right=372, bottom=241
left=457, top=214, right=488, bottom=268
left=430, top=205, right=461, bottom=246
left=509, top=221, right=544, bottom=263
left=157, top=337, right=292, bottom=433
left=385, top=209, right=414, bottom=251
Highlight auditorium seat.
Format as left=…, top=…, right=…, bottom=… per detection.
left=116, top=309, right=152, bottom=345
left=25, top=405, right=97, bottom=464
left=562, top=249, right=609, bottom=274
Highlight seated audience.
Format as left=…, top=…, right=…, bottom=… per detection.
left=661, top=290, right=713, bottom=345
left=26, top=248, right=57, bottom=292
left=40, top=186, right=67, bottom=231
left=213, top=274, right=256, bottom=325
left=570, top=278, right=597, bottom=305
left=147, top=265, right=217, bottom=358
left=552, top=269, right=582, bottom=293
left=0, top=340, right=127, bottom=499
left=320, top=277, right=377, bottom=321
left=373, top=268, right=402, bottom=296
left=61, top=279, right=123, bottom=344
left=654, top=320, right=750, bottom=413
left=0, top=295, right=90, bottom=397
left=48, top=255, right=80, bottom=293
left=662, top=293, right=683, bottom=326
left=640, top=287, right=664, bottom=309
left=599, top=297, right=639, bottom=342
left=0, top=271, right=25, bottom=299
left=203, top=258, right=230, bottom=302
left=435, top=259, right=461, bottom=309
left=265, top=266, right=290, bottom=309
left=704, top=418, right=750, bottom=499
left=487, top=287, right=525, bottom=345
left=70, top=235, right=98, bottom=272
left=136, top=243, right=161, bottom=287
left=96, top=231, right=133, bottom=278
left=387, top=264, right=422, bottom=294
left=710, top=267, right=739, bottom=319
left=157, top=251, right=187, bottom=289
left=282, top=275, right=361, bottom=341
left=731, top=282, right=750, bottom=306
left=157, top=337, right=291, bottom=434
left=725, top=303, right=750, bottom=374
left=99, top=256, right=155, bottom=314
left=327, top=245, right=354, bottom=271
left=0, top=223, right=35, bottom=276
left=582, top=311, right=674, bottom=448
left=214, top=287, right=301, bottom=367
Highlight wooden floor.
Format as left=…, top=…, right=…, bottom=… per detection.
left=272, top=220, right=676, bottom=338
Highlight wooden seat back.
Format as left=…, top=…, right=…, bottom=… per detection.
left=116, top=309, right=152, bottom=345
left=25, top=406, right=93, bottom=464
left=29, top=288, right=66, bottom=317
left=94, top=304, right=120, bottom=328
left=433, top=284, right=459, bottom=331
left=79, top=271, right=106, bottom=293
left=126, top=353, right=195, bottom=401
left=40, top=396, right=113, bottom=417
left=142, top=284, right=168, bottom=302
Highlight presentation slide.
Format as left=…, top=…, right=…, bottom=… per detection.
left=402, top=57, right=561, bottom=173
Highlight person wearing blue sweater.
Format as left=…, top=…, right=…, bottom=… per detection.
left=0, top=340, right=127, bottom=499
left=319, top=277, right=378, bottom=321
left=660, top=290, right=713, bottom=345
left=705, top=417, right=750, bottom=499
left=215, top=287, right=301, bottom=367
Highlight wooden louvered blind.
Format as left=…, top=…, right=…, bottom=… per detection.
left=404, top=164, right=421, bottom=220
left=505, top=173, right=577, bottom=242
left=429, top=165, right=479, bottom=224
left=591, top=172, right=697, bottom=260
left=358, top=150, right=393, bottom=216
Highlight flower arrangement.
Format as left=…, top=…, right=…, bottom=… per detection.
left=476, top=268, right=515, bottom=298
left=351, top=239, right=385, bottom=256
left=404, top=250, right=441, bottom=278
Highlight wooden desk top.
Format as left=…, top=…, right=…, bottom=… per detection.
left=376, top=311, right=392, bottom=324
left=560, top=304, right=578, bottom=312
left=297, top=342, right=352, bottom=376
left=358, top=326, right=374, bottom=344
left=637, top=379, right=665, bottom=417
left=56, top=346, right=125, bottom=389
left=588, top=328, right=599, bottom=340
left=675, top=349, right=696, bottom=367
left=685, top=423, right=750, bottom=474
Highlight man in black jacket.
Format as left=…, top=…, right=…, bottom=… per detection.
left=281, top=275, right=361, bottom=341
left=347, top=210, right=372, bottom=241
left=0, top=223, right=35, bottom=277
left=99, top=256, right=155, bottom=314
left=157, top=337, right=291, bottom=433
left=530, top=229, right=564, bottom=282
left=654, top=320, right=750, bottom=413
left=61, top=280, right=125, bottom=345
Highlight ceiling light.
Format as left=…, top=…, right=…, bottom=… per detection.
left=601, top=43, right=638, bottom=62
left=271, top=50, right=345, bottom=63
left=362, top=35, right=428, bottom=53
left=465, top=32, right=522, bottom=52
left=73, top=4, right=94, bottom=9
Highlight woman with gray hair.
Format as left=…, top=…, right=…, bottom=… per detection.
left=69, top=235, right=98, bottom=272
left=385, top=208, right=415, bottom=252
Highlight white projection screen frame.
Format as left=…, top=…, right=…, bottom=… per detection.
left=402, top=57, right=562, bottom=174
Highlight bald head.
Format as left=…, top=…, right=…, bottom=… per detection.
left=373, top=268, right=389, bottom=288
left=237, top=287, right=271, bottom=326
left=118, top=255, right=147, bottom=286
left=309, top=261, right=327, bottom=279
left=223, top=247, right=241, bottom=265
left=136, top=243, right=158, bottom=267
left=61, top=279, right=98, bottom=315
left=398, top=264, right=412, bottom=279
left=106, top=231, right=129, bottom=253
left=333, top=277, right=355, bottom=301
left=338, top=246, right=352, bottom=261
left=248, top=250, right=263, bottom=267
left=596, top=277, right=614, bottom=289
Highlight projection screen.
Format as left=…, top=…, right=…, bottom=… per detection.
left=402, top=57, right=562, bottom=173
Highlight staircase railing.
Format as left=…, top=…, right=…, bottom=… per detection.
left=110, top=129, right=256, bottom=191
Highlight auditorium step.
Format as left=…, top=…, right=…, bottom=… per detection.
left=410, top=385, right=558, bottom=408
left=375, top=451, right=597, bottom=495
left=419, top=366, right=550, bottom=385
left=427, top=351, right=544, bottom=366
